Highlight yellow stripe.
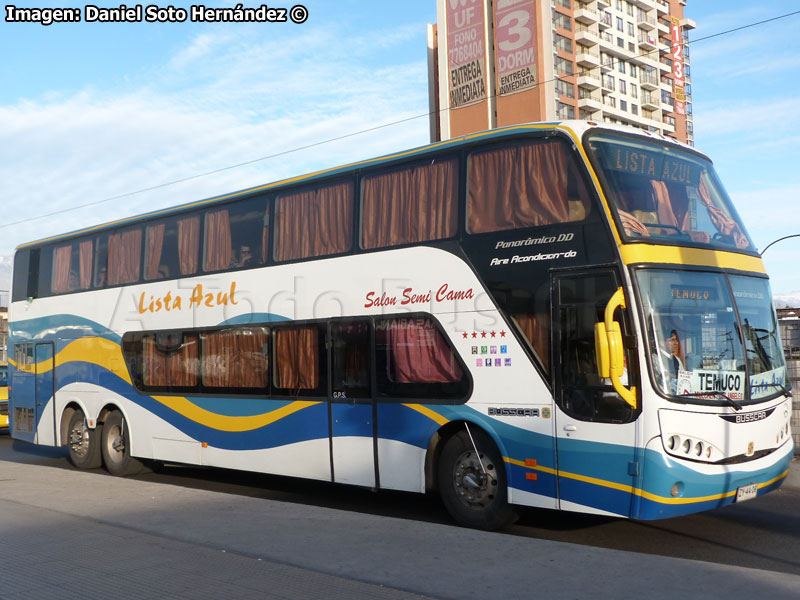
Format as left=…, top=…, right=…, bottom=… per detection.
left=403, top=403, right=450, bottom=426
left=150, top=396, right=321, bottom=432
left=505, top=457, right=790, bottom=506
left=619, top=245, right=766, bottom=274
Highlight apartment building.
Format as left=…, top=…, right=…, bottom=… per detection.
left=427, top=0, right=695, bottom=144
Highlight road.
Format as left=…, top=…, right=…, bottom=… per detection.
left=1, top=431, right=798, bottom=577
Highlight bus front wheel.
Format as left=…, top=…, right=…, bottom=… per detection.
left=437, top=428, right=517, bottom=530
left=67, top=409, right=102, bottom=470
left=101, top=410, right=143, bottom=476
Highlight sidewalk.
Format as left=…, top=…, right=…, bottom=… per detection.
left=0, top=458, right=798, bottom=600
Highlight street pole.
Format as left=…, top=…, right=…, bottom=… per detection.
left=761, top=234, right=800, bottom=255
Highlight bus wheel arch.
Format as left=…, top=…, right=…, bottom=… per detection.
left=99, top=406, right=144, bottom=477
left=63, top=402, right=102, bottom=470
left=430, top=421, right=517, bottom=530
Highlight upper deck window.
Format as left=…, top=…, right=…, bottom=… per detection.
left=145, top=214, right=201, bottom=281
left=204, top=197, right=266, bottom=272
left=586, top=132, right=755, bottom=252
left=275, top=180, right=353, bottom=261
left=361, top=158, right=457, bottom=249
left=467, top=139, right=591, bottom=234
left=50, top=239, right=93, bottom=294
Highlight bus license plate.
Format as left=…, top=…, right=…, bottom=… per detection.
left=735, top=483, right=758, bottom=503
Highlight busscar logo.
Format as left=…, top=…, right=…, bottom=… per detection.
left=719, top=408, right=774, bottom=424
left=488, top=407, right=539, bottom=417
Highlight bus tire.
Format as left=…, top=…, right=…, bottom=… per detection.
left=66, top=409, right=102, bottom=470
left=101, top=410, right=143, bottom=476
left=437, top=429, right=517, bottom=530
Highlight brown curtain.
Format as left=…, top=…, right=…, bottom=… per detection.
left=514, top=313, right=550, bottom=371
left=52, top=245, right=72, bottom=293
left=697, top=176, right=750, bottom=249
left=361, top=159, right=457, bottom=249
left=143, top=334, right=199, bottom=387
left=275, top=327, right=319, bottom=390
left=178, top=215, right=200, bottom=276
left=145, top=223, right=166, bottom=280
left=204, top=210, right=231, bottom=271
left=202, top=328, right=268, bottom=389
left=274, top=181, right=353, bottom=261
left=79, top=241, right=93, bottom=290
left=108, top=229, right=142, bottom=285
left=468, top=142, right=573, bottom=233
left=384, top=320, right=461, bottom=383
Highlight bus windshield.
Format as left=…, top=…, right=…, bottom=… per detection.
left=586, top=132, right=755, bottom=252
left=636, top=269, right=787, bottom=404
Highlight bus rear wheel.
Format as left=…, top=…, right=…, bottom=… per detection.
left=101, top=410, right=143, bottom=476
left=437, top=428, right=517, bottom=530
left=67, top=409, right=102, bottom=469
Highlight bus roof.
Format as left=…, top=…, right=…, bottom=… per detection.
left=16, top=120, right=701, bottom=251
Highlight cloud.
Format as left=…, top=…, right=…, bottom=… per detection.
left=0, top=18, right=433, bottom=260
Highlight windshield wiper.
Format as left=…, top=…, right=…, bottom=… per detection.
left=678, top=390, right=743, bottom=411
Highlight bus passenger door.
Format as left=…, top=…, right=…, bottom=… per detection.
left=552, top=270, right=639, bottom=517
left=328, top=320, right=377, bottom=488
left=34, top=342, right=57, bottom=446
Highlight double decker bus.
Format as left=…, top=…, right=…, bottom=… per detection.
left=7, top=121, right=792, bottom=529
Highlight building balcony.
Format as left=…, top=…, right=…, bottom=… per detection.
left=656, top=0, right=669, bottom=14
left=603, top=42, right=633, bottom=61
left=638, top=13, right=657, bottom=31
left=659, top=58, right=672, bottom=73
left=575, top=6, right=598, bottom=25
left=642, top=91, right=661, bottom=110
left=661, top=119, right=676, bottom=133
left=576, top=47, right=601, bottom=68
left=598, top=11, right=612, bottom=29
left=578, top=92, right=602, bottom=113
left=578, top=70, right=602, bottom=89
left=639, top=70, right=659, bottom=90
left=575, top=23, right=600, bottom=46
left=631, top=0, right=654, bottom=9
left=638, top=32, right=657, bottom=51
left=658, top=19, right=670, bottom=34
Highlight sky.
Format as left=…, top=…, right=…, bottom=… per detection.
left=1, top=0, right=799, bottom=305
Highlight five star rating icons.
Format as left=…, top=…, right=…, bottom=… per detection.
left=462, top=330, right=507, bottom=339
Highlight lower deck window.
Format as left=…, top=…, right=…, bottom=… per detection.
left=122, top=314, right=469, bottom=402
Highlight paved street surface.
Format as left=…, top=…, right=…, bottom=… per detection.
left=0, top=450, right=798, bottom=599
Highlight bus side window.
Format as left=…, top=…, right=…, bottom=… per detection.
left=273, top=324, right=326, bottom=397
left=201, top=327, right=270, bottom=392
left=374, top=316, right=468, bottom=401
left=361, top=159, right=457, bottom=249
left=275, top=182, right=353, bottom=262
left=467, top=139, right=590, bottom=234
left=330, top=321, right=371, bottom=399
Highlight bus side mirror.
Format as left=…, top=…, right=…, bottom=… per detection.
left=599, top=287, right=637, bottom=409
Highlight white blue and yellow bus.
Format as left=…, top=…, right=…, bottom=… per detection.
left=8, top=121, right=793, bottom=529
